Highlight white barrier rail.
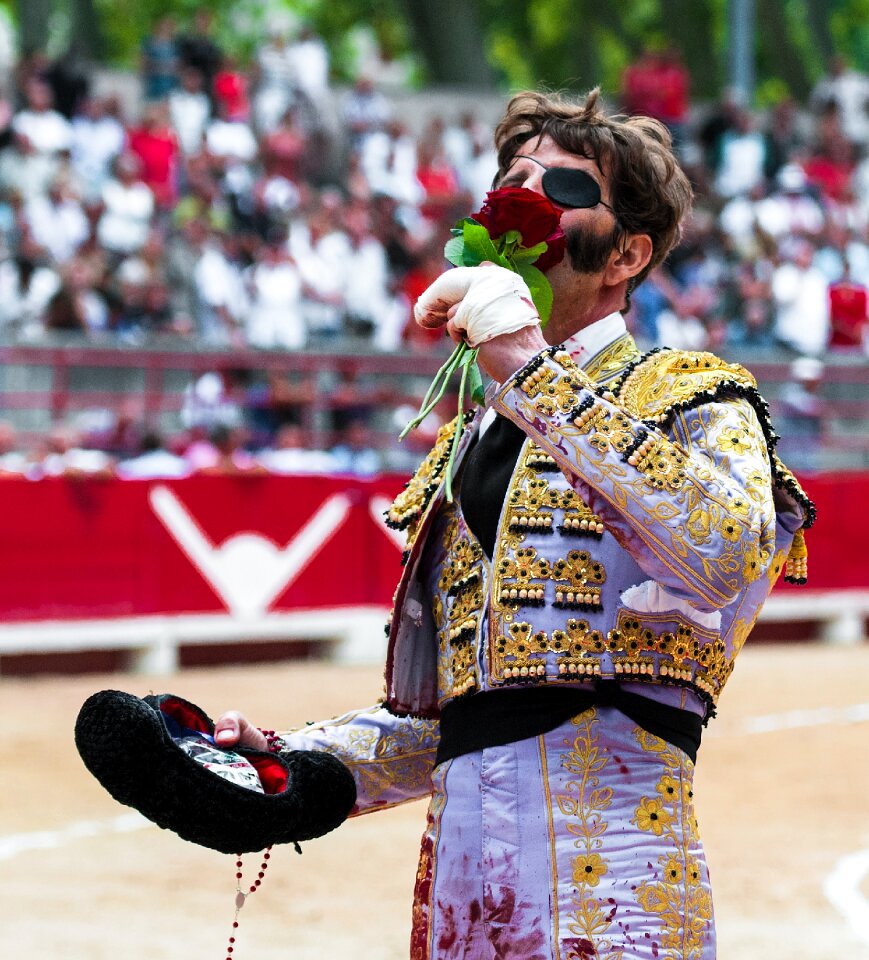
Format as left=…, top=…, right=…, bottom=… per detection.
left=0, top=593, right=865, bottom=676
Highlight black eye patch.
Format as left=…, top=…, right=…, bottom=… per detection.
left=541, top=167, right=603, bottom=209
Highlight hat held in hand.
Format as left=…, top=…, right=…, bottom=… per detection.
left=75, top=690, right=357, bottom=854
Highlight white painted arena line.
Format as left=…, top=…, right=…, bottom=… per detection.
left=0, top=811, right=152, bottom=861
left=708, top=701, right=869, bottom=737
left=824, top=849, right=869, bottom=947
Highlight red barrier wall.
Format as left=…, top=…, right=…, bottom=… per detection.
left=0, top=472, right=863, bottom=623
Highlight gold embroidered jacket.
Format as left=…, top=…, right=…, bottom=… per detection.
left=383, top=336, right=813, bottom=720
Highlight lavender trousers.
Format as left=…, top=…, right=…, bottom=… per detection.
left=410, top=705, right=715, bottom=960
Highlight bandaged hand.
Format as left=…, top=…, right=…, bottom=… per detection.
left=414, top=264, right=540, bottom=348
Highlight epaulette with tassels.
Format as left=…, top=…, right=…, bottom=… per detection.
left=610, top=348, right=816, bottom=585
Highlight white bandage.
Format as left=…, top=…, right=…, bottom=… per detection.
left=413, top=265, right=539, bottom=348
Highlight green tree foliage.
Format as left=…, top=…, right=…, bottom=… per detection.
left=11, top=0, right=869, bottom=105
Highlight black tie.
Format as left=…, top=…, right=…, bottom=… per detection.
left=459, top=413, right=527, bottom=559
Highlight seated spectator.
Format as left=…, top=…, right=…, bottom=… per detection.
left=23, top=175, right=89, bottom=265
left=213, top=56, right=250, bottom=124
left=188, top=423, right=264, bottom=475
left=252, top=27, right=295, bottom=134
left=811, top=56, right=869, bottom=149
left=176, top=9, right=223, bottom=101
left=0, top=420, right=29, bottom=476
left=70, top=96, right=125, bottom=202
left=776, top=356, right=828, bottom=471
left=192, top=228, right=248, bottom=344
left=262, top=106, right=307, bottom=184
left=97, top=153, right=155, bottom=256
left=255, top=424, right=338, bottom=474
left=0, top=131, right=59, bottom=201
left=286, top=25, right=330, bottom=116
left=116, top=431, right=192, bottom=478
left=141, top=16, right=180, bottom=101
left=754, top=164, right=825, bottom=240
left=169, top=67, right=211, bottom=157
left=360, top=119, right=422, bottom=206
left=32, top=423, right=115, bottom=479
left=713, top=107, right=769, bottom=199
left=330, top=418, right=382, bottom=476
left=829, top=258, right=868, bottom=349
left=128, top=102, right=180, bottom=209
left=43, top=256, right=109, bottom=334
left=12, top=79, right=73, bottom=156
left=0, top=238, right=61, bottom=334
left=343, top=75, right=391, bottom=153
left=771, top=240, right=830, bottom=356
left=244, top=235, right=304, bottom=350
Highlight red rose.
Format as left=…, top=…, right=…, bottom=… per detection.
left=473, top=186, right=562, bottom=247
left=534, top=225, right=566, bottom=273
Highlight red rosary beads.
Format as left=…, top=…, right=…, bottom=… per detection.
left=225, top=848, right=272, bottom=959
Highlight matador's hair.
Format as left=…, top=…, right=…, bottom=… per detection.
left=494, top=88, right=693, bottom=293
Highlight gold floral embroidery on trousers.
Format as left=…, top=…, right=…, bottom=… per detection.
left=631, top=729, right=713, bottom=959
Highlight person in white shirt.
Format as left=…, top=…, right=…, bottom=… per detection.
left=70, top=97, right=126, bottom=202
left=713, top=108, right=768, bottom=199
left=12, top=79, right=73, bottom=156
left=192, top=232, right=248, bottom=345
left=116, top=432, right=192, bottom=479
left=97, top=154, right=155, bottom=255
left=256, top=424, right=338, bottom=474
left=0, top=131, right=59, bottom=202
left=169, top=67, right=211, bottom=156
left=23, top=177, right=90, bottom=265
left=772, top=241, right=831, bottom=356
left=811, top=56, right=869, bottom=147
left=245, top=239, right=305, bottom=350
left=287, top=26, right=330, bottom=109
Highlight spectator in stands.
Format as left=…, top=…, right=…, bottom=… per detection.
left=252, top=26, right=296, bottom=135
left=169, top=67, right=211, bottom=157
left=44, top=45, right=90, bottom=120
left=255, top=423, right=338, bottom=474
left=286, top=25, right=330, bottom=116
left=141, top=16, right=180, bottom=102
left=12, top=79, right=72, bottom=157
left=771, top=240, right=831, bottom=356
left=116, top=430, right=191, bottom=478
left=177, top=10, right=223, bottom=102
left=754, top=163, right=825, bottom=241
left=128, top=101, right=180, bottom=210
left=343, top=75, right=391, bottom=153
left=776, top=356, right=827, bottom=471
left=213, top=55, right=250, bottom=124
left=43, top=255, right=109, bottom=333
left=811, top=55, right=869, bottom=149
left=829, top=257, right=868, bottom=349
left=97, top=153, right=155, bottom=256
left=712, top=106, right=769, bottom=198
left=70, top=96, right=125, bottom=202
left=330, top=417, right=382, bottom=476
left=244, top=233, right=305, bottom=350
left=23, top=174, right=89, bottom=265
left=0, top=419, right=29, bottom=476
left=32, top=422, right=114, bottom=478
left=192, top=228, right=248, bottom=344
left=189, top=423, right=264, bottom=475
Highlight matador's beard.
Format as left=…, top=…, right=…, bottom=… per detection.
left=565, top=221, right=622, bottom=274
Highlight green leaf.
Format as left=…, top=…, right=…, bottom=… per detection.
left=511, top=240, right=548, bottom=263
left=516, top=263, right=554, bottom=326
left=444, top=236, right=468, bottom=267
left=462, top=221, right=500, bottom=263
left=502, top=229, right=522, bottom=246
left=467, top=358, right=486, bottom=406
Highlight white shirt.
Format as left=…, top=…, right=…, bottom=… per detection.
left=12, top=109, right=73, bottom=154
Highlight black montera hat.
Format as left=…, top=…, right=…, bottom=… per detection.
left=75, top=689, right=357, bottom=855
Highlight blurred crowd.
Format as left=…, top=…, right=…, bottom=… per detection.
left=0, top=24, right=868, bottom=476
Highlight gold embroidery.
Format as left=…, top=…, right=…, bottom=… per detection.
left=551, top=549, right=606, bottom=610
left=627, top=434, right=689, bottom=491
left=582, top=332, right=642, bottom=384
left=551, top=618, right=605, bottom=676
left=494, top=621, right=550, bottom=679
left=558, top=710, right=623, bottom=960
left=506, top=475, right=559, bottom=534
left=438, top=536, right=483, bottom=597
left=631, top=730, right=713, bottom=959
left=496, top=546, right=551, bottom=606
left=557, top=488, right=605, bottom=537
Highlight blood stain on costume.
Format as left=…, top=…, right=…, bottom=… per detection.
left=469, top=899, right=482, bottom=923
left=562, top=936, right=596, bottom=959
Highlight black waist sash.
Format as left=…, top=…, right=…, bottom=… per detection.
left=435, top=682, right=703, bottom=766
